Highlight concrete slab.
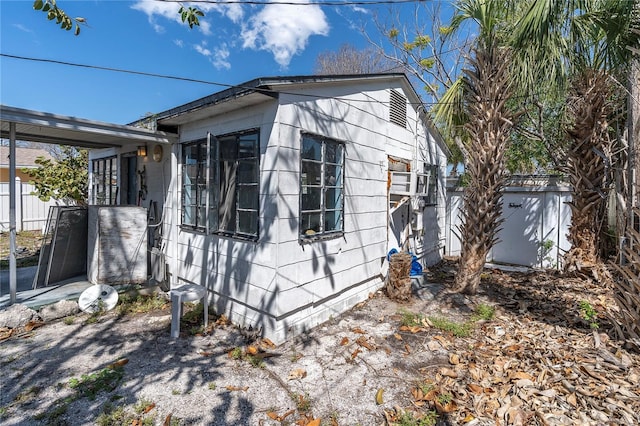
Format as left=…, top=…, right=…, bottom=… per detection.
left=0, top=272, right=93, bottom=310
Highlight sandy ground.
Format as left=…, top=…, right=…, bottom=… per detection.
left=1, top=262, right=639, bottom=426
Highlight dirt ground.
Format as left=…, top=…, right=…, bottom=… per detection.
left=1, top=260, right=639, bottom=426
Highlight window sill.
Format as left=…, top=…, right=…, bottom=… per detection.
left=180, top=226, right=259, bottom=243
left=299, top=231, right=344, bottom=244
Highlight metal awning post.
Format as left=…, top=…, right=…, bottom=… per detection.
left=9, top=122, right=17, bottom=304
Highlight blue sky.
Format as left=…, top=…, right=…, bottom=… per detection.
left=0, top=0, right=453, bottom=124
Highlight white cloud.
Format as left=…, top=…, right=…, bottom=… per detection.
left=132, top=0, right=327, bottom=68
left=212, top=45, right=231, bottom=70
left=193, top=42, right=231, bottom=70
left=241, top=1, right=329, bottom=67
left=194, top=42, right=212, bottom=57
left=13, top=24, right=33, bottom=34
left=174, top=39, right=184, bottom=48
left=131, top=1, right=241, bottom=36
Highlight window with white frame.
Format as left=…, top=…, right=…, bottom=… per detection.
left=91, top=156, right=118, bottom=205
left=181, top=129, right=260, bottom=239
left=416, top=164, right=438, bottom=205
left=300, top=133, right=344, bottom=238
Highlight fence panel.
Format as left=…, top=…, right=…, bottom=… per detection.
left=0, top=179, right=58, bottom=232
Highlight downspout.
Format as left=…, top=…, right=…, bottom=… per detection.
left=171, top=136, right=179, bottom=289
left=9, top=122, right=17, bottom=304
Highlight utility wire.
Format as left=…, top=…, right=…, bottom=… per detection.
left=0, top=52, right=545, bottom=107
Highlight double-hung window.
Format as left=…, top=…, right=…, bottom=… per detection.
left=181, top=129, right=260, bottom=239
left=300, top=133, right=344, bottom=238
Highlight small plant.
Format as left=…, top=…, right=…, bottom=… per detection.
left=427, top=316, right=471, bottom=337
left=229, top=347, right=243, bottom=360
left=579, top=300, right=599, bottom=329
left=399, top=309, right=424, bottom=327
left=246, top=354, right=265, bottom=368
left=293, top=392, right=312, bottom=413
left=14, top=385, right=41, bottom=403
left=208, top=382, right=217, bottom=390
left=395, top=409, right=438, bottom=426
left=116, top=293, right=167, bottom=316
left=436, top=393, right=452, bottom=405
left=68, top=366, right=124, bottom=400
left=0, top=407, right=7, bottom=418
left=171, top=389, right=181, bottom=395
left=472, top=304, right=495, bottom=321
left=419, top=382, right=435, bottom=395
left=63, top=316, right=75, bottom=325
left=97, top=399, right=156, bottom=426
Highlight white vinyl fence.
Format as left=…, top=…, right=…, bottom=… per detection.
left=446, top=176, right=572, bottom=269
left=0, top=178, right=59, bottom=232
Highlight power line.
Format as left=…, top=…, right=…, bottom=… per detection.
left=0, top=52, right=547, bottom=108
left=159, top=0, right=431, bottom=5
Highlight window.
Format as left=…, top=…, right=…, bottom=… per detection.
left=181, top=130, right=259, bottom=239
left=416, top=164, right=438, bottom=205
left=300, top=134, right=344, bottom=238
left=389, top=90, right=407, bottom=128
left=92, top=156, right=118, bottom=205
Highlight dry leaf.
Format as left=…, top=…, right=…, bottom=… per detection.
left=143, top=403, right=156, bottom=413
left=23, top=321, right=44, bottom=332
left=260, top=338, right=276, bottom=349
left=288, top=368, right=307, bottom=380
left=351, top=327, right=366, bottom=334
left=510, top=372, right=534, bottom=381
left=306, top=419, right=321, bottom=426
left=468, top=383, right=483, bottom=395
left=351, top=348, right=361, bottom=359
left=393, top=333, right=403, bottom=341
left=375, top=388, right=384, bottom=405
left=266, top=411, right=279, bottom=420
left=225, top=385, right=249, bottom=392
left=163, top=414, right=172, bottom=426
left=449, top=353, right=460, bottom=365
left=439, top=367, right=458, bottom=378
left=340, top=337, right=349, bottom=346
left=356, top=336, right=374, bottom=350
left=109, top=358, right=129, bottom=369
left=246, top=346, right=258, bottom=355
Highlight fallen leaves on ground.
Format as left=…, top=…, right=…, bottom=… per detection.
left=404, top=263, right=640, bottom=425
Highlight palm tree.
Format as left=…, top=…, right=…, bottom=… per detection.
left=433, top=0, right=521, bottom=294
left=511, top=0, right=639, bottom=271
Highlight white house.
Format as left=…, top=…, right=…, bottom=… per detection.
left=88, top=74, right=448, bottom=343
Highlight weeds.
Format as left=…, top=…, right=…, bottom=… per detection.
left=208, top=382, right=217, bottom=390
left=472, top=303, right=495, bottom=321
left=68, top=365, right=124, bottom=400
left=228, top=347, right=265, bottom=368
left=399, top=309, right=424, bottom=327
left=427, top=316, right=472, bottom=337
left=116, top=293, right=167, bottom=316
left=96, top=399, right=156, bottom=426
left=394, top=409, right=438, bottom=426
left=579, top=300, right=599, bottom=329
left=293, top=392, right=311, bottom=413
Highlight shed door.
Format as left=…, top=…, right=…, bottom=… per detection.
left=491, top=194, right=542, bottom=267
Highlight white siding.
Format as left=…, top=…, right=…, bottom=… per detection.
left=163, top=79, right=445, bottom=343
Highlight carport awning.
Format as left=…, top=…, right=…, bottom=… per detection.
left=1, top=105, right=176, bottom=148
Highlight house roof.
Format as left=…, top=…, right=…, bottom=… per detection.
left=152, top=73, right=422, bottom=126
left=0, top=146, right=53, bottom=168
left=149, top=73, right=449, bottom=157
left=1, top=105, right=176, bottom=149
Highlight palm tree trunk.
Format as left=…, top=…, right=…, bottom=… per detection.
left=451, top=41, right=517, bottom=295
left=562, top=70, right=616, bottom=271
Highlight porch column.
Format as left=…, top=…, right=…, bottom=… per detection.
left=9, top=122, right=17, bottom=304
